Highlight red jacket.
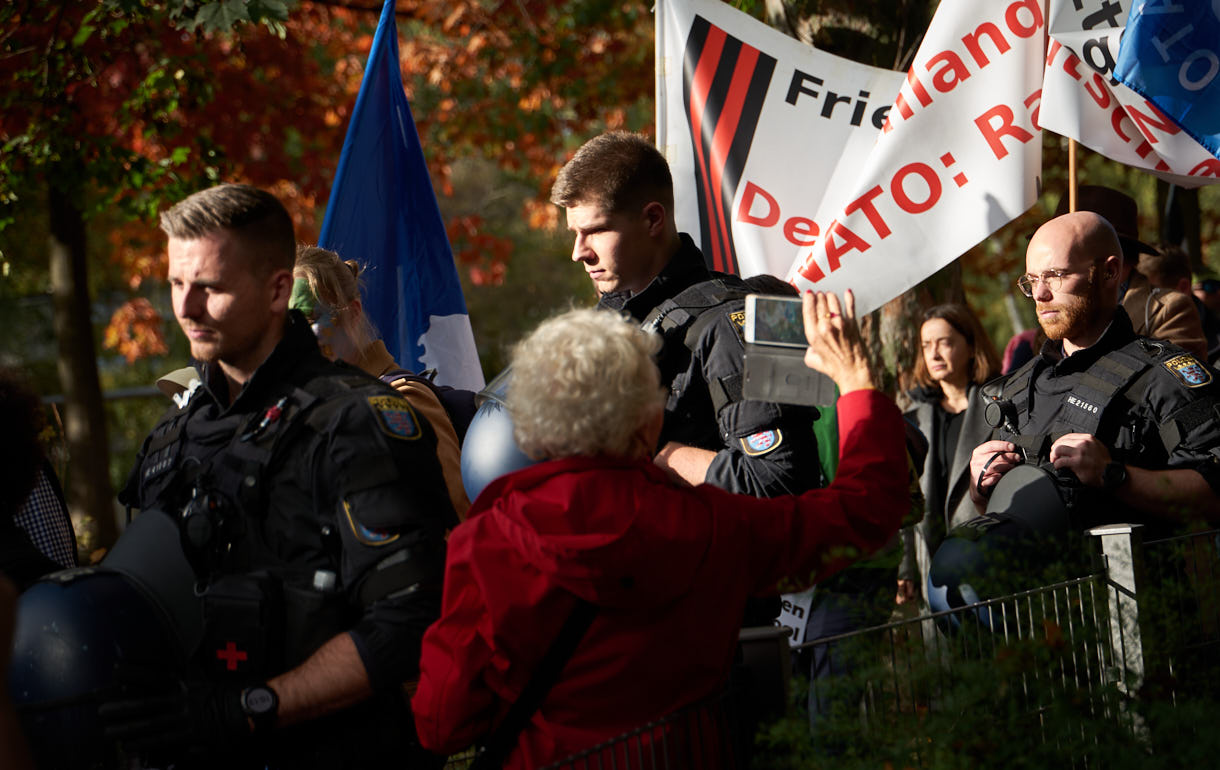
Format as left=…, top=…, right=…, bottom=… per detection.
left=412, top=390, right=907, bottom=768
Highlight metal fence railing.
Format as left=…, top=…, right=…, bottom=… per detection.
left=442, top=690, right=740, bottom=770
left=787, top=523, right=1220, bottom=764
left=540, top=689, right=740, bottom=770
left=441, top=525, right=1220, bottom=768
left=1129, top=527, right=1220, bottom=703
left=797, top=571, right=1122, bottom=738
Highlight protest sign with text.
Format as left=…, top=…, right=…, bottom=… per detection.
left=656, top=0, right=905, bottom=281
left=784, top=0, right=1046, bottom=314
left=1040, top=0, right=1220, bottom=187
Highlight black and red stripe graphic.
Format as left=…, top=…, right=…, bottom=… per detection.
left=683, top=15, right=776, bottom=276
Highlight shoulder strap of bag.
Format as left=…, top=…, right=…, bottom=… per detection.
left=470, top=599, right=598, bottom=769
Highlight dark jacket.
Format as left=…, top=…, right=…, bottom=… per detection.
left=599, top=234, right=820, bottom=497
left=996, top=307, right=1220, bottom=528
left=123, top=311, right=455, bottom=767
left=901, top=384, right=993, bottom=587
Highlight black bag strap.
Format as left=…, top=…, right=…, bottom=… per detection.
left=470, top=599, right=598, bottom=769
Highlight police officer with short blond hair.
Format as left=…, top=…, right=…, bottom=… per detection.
left=106, top=184, right=454, bottom=769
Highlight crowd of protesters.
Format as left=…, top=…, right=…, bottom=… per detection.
left=4, top=132, right=1220, bottom=770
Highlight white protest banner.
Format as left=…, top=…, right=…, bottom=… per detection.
left=1039, top=0, right=1220, bottom=187
left=655, top=0, right=905, bottom=280
left=775, top=588, right=816, bottom=647
left=785, top=0, right=1045, bottom=314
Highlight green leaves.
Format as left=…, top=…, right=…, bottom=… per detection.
left=193, top=0, right=251, bottom=32
left=162, top=0, right=296, bottom=34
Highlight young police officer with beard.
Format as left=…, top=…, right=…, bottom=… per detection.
left=970, top=211, right=1220, bottom=529
left=104, top=184, right=455, bottom=769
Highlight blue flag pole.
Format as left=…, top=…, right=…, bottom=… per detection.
left=320, top=0, right=485, bottom=390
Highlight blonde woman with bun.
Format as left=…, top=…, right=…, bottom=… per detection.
left=292, top=245, right=470, bottom=519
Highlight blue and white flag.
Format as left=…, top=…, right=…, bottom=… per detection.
left=320, top=0, right=485, bottom=390
left=1114, top=0, right=1220, bottom=160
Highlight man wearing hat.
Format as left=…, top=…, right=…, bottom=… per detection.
left=1060, top=185, right=1206, bottom=360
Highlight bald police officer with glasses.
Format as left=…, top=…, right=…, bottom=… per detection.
left=968, top=211, right=1220, bottom=531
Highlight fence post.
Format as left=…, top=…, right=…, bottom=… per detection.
left=1088, top=523, right=1149, bottom=737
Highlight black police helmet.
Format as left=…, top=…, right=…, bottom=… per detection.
left=927, top=464, right=1084, bottom=629
left=9, top=567, right=185, bottom=769
left=460, top=367, right=538, bottom=501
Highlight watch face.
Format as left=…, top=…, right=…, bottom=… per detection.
left=243, top=686, right=277, bottom=715
left=1103, top=462, right=1127, bottom=490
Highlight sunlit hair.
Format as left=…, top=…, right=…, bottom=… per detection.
left=160, top=183, right=295, bottom=275
left=508, top=308, right=666, bottom=460
left=293, top=245, right=378, bottom=352
left=911, top=303, right=1001, bottom=389
left=1142, top=243, right=1192, bottom=289
left=550, top=131, right=675, bottom=215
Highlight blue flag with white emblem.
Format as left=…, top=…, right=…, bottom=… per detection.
left=1114, top=1, right=1220, bottom=160
left=319, top=0, right=485, bottom=390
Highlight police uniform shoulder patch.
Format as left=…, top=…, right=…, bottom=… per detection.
left=1164, top=355, right=1212, bottom=388
left=343, top=500, right=400, bottom=546
left=368, top=394, right=421, bottom=439
left=740, top=429, right=782, bottom=456
left=728, top=310, right=747, bottom=343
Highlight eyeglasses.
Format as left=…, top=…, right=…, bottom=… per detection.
left=1016, top=269, right=1080, bottom=297
left=1195, top=279, right=1220, bottom=294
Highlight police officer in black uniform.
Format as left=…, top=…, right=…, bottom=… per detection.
left=970, top=210, right=1220, bottom=531
left=104, top=184, right=455, bottom=769
left=551, top=134, right=899, bottom=744
left=550, top=132, right=819, bottom=497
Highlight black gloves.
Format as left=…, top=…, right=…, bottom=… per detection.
left=99, top=679, right=252, bottom=759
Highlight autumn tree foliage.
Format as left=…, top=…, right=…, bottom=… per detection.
left=1, top=0, right=372, bottom=546
left=394, top=0, right=654, bottom=227
left=5, top=0, right=656, bottom=357
left=1, top=0, right=658, bottom=546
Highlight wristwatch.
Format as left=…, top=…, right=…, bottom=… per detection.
left=240, top=684, right=279, bottom=734
left=1101, top=461, right=1128, bottom=492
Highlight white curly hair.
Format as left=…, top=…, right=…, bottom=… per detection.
left=508, top=308, right=666, bottom=460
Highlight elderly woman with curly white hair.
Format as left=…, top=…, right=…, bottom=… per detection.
left=413, top=292, right=910, bottom=769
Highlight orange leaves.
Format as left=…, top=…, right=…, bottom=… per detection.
left=106, top=224, right=166, bottom=291
left=447, top=214, right=512, bottom=286
left=524, top=198, right=558, bottom=231
left=466, top=31, right=489, bottom=56
left=517, top=88, right=549, bottom=112
left=104, top=298, right=169, bottom=363
left=392, top=0, right=655, bottom=209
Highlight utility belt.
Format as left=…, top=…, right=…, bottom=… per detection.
left=197, top=567, right=354, bottom=682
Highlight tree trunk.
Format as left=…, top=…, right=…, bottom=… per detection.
left=48, top=179, right=117, bottom=554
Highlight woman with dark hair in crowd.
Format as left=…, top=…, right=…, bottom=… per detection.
left=898, top=303, right=1001, bottom=607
